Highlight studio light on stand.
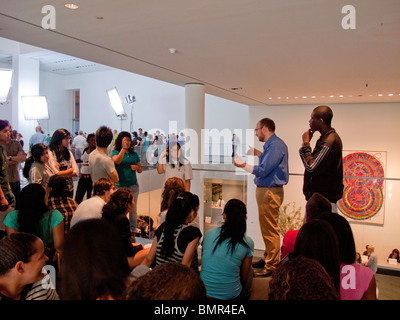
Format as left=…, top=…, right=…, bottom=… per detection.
left=125, top=94, right=136, bottom=133
left=0, top=69, right=14, bottom=105
left=107, top=87, right=126, bottom=131
left=22, top=96, right=49, bottom=120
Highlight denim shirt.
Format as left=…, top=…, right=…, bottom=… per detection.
left=253, top=134, right=289, bottom=188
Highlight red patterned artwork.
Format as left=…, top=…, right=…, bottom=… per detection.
left=338, top=151, right=385, bottom=225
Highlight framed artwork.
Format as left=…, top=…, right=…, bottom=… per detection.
left=337, top=150, right=386, bottom=225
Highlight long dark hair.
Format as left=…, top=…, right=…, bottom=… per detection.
left=161, top=193, right=193, bottom=258
left=318, top=213, right=356, bottom=264
left=213, top=199, right=249, bottom=255
left=49, top=128, right=71, bottom=163
left=293, top=219, right=341, bottom=291
left=166, top=142, right=184, bottom=168
left=114, top=131, right=134, bottom=153
left=61, top=219, right=130, bottom=300
left=102, top=188, right=133, bottom=222
left=16, top=184, right=49, bottom=236
left=23, top=143, right=48, bottom=179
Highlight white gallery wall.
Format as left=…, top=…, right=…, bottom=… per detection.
left=63, top=69, right=186, bottom=136
left=247, top=102, right=400, bottom=265
left=39, top=71, right=74, bottom=136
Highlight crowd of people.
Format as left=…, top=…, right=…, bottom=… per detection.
left=0, top=106, right=396, bottom=301
left=0, top=122, right=199, bottom=300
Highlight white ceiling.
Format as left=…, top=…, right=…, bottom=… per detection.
left=0, top=0, right=399, bottom=106
left=0, top=47, right=113, bottom=75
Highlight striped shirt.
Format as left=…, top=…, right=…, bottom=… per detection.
left=0, top=273, right=59, bottom=300
left=155, top=223, right=202, bottom=271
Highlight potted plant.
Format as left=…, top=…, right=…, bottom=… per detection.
left=278, top=202, right=303, bottom=238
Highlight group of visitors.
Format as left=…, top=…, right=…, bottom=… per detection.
left=0, top=104, right=391, bottom=300
left=0, top=121, right=199, bottom=300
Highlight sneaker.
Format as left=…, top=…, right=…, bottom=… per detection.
left=254, top=268, right=274, bottom=277
left=252, top=258, right=265, bottom=268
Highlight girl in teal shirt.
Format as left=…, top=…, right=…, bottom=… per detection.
left=111, top=132, right=142, bottom=238
left=200, top=199, right=254, bottom=300
left=4, top=183, right=64, bottom=262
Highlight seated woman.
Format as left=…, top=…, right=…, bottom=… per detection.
left=141, top=192, right=202, bottom=271
left=293, top=219, right=341, bottom=292
left=61, top=219, right=131, bottom=300
left=0, top=232, right=59, bottom=300
left=200, top=199, right=254, bottom=300
left=47, top=175, right=78, bottom=234
left=3, top=184, right=64, bottom=268
left=388, top=248, right=400, bottom=263
left=101, top=188, right=149, bottom=270
left=268, top=256, right=339, bottom=300
left=157, top=177, right=186, bottom=226
left=318, top=212, right=377, bottom=300
left=125, top=262, right=206, bottom=300
left=23, top=143, right=55, bottom=192
left=363, top=245, right=378, bottom=274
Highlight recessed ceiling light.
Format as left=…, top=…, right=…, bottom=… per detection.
left=65, top=3, right=79, bottom=9
left=388, top=93, right=394, bottom=96
left=330, top=95, right=335, bottom=98
left=168, top=48, right=177, bottom=54
left=378, top=93, right=383, bottom=96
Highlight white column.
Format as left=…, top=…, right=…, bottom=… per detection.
left=184, top=83, right=205, bottom=165
left=184, top=83, right=205, bottom=235
left=12, top=55, right=40, bottom=151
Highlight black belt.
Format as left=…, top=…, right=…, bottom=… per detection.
left=257, top=185, right=282, bottom=188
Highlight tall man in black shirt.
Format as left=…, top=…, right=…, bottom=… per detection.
left=299, top=106, right=344, bottom=212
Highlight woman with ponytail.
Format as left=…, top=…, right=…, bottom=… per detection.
left=157, top=177, right=186, bottom=226
left=141, top=192, right=202, bottom=271
left=200, top=199, right=254, bottom=300
left=23, top=143, right=55, bottom=191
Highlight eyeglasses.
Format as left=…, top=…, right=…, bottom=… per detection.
left=254, top=126, right=264, bottom=133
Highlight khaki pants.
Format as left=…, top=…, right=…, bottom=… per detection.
left=256, top=186, right=284, bottom=272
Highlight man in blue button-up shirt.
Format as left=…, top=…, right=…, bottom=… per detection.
left=234, top=118, right=288, bottom=277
